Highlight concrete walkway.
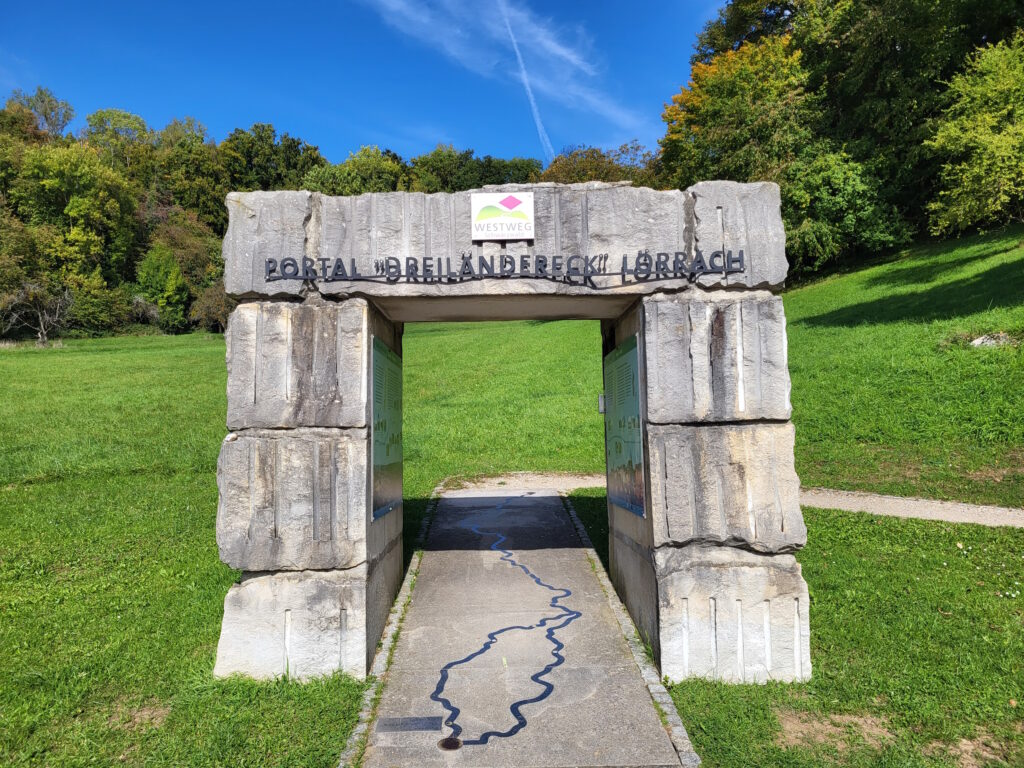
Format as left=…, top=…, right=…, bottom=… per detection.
left=363, top=487, right=684, bottom=768
left=463, top=474, right=1024, bottom=529
left=801, top=487, right=1024, bottom=528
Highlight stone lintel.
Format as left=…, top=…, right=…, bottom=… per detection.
left=222, top=181, right=788, bottom=301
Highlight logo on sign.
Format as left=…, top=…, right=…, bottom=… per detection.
left=470, top=192, right=534, bottom=240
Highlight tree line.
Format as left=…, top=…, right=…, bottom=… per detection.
left=1, top=0, right=1022, bottom=342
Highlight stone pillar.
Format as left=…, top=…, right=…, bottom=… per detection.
left=213, top=298, right=404, bottom=680
left=604, top=291, right=811, bottom=684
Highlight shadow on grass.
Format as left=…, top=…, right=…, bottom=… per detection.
left=861, top=234, right=1017, bottom=289
left=800, top=258, right=1024, bottom=327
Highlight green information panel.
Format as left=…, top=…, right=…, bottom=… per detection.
left=603, top=335, right=645, bottom=517
left=372, top=337, right=402, bottom=520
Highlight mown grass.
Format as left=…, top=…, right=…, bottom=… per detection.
left=572, top=488, right=1024, bottom=767
left=787, top=226, right=1024, bottom=507
left=0, top=228, right=1022, bottom=766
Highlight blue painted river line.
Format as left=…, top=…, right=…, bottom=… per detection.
left=429, top=497, right=582, bottom=746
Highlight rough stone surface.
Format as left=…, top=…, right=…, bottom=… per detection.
left=689, top=180, right=788, bottom=290
left=222, top=181, right=789, bottom=301
left=213, top=566, right=368, bottom=680
left=216, top=429, right=370, bottom=571
left=655, top=545, right=811, bottom=683
left=646, top=423, right=806, bottom=553
left=643, top=292, right=791, bottom=423
left=226, top=299, right=399, bottom=430
left=607, top=504, right=660, bottom=662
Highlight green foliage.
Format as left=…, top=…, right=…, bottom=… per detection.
left=783, top=145, right=907, bottom=271
left=407, top=144, right=540, bottom=192
left=136, top=244, right=190, bottom=332
left=83, top=108, right=153, bottom=177
left=927, top=31, right=1024, bottom=234
left=9, top=141, right=138, bottom=283
left=8, top=85, right=74, bottom=137
left=540, top=141, right=657, bottom=187
left=692, top=0, right=796, bottom=65
left=661, top=35, right=903, bottom=272
left=302, top=145, right=407, bottom=195
left=794, top=0, right=1023, bottom=224
left=65, top=269, right=131, bottom=333
left=188, top=280, right=235, bottom=332
left=151, top=118, right=228, bottom=234
left=220, top=122, right=326, bottom=192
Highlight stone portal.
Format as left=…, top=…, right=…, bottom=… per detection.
left=212, top=180, right=811, bottom=683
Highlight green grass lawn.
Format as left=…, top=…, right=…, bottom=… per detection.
left=1, top=228, right=1022, bottom=766
left=787, top=227, right=1024, bottom=507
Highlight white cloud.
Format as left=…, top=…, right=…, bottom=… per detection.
left=354, top=0, right=641, bottom=155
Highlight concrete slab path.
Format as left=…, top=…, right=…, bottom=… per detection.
left=801, top=487, right=1024, bottom=528
left=363, top=487, right=684, bottom=768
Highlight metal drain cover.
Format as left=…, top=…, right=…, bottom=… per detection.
left=438, top=737, right=462, bottom=751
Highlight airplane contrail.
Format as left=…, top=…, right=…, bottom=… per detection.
left=499, top=1, right=556, bottom=161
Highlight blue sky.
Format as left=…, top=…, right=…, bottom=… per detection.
left=0, top=1, right=720, bottom=164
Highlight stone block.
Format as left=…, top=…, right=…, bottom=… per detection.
left=216, top=429, right=369, bottom=571
left=222, top=191, right=311, bottom=297
left=226, top=301, right=376, bottom=429
left=689, top=181, right=788, bottom=290
left=647, top=423, right=806, bottom=553
left=655, top=545, right=811, bottom=683
left=213, top=567, right=368, bottom=680
left=221, top=181, right=789, bottom=301
left=643, top=292, right=791, bottom=423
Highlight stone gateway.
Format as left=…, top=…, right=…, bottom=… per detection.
left=212, top=180, right=812, bottom=684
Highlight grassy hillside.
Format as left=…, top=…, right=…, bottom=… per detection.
left=787, top=226, right=1024, bottom=507
left=0, top=228, right=1021, bottom=766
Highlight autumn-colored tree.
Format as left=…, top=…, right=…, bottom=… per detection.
left=540, top=142, right=657, bottom=187
left=660, top=35, right=904, bottom=271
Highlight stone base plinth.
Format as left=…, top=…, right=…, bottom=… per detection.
left=655, top=545, right=811, bottom=683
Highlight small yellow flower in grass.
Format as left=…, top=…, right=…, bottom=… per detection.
left=956, top=542, right=963, bottom=549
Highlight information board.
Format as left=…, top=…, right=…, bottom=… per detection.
left=603, top=335, right=645, bottom=517
left=372, top=337, right=403, bottom=520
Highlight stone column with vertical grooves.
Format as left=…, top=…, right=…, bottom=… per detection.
left=603, top=184, right=812, bottom=684
left=213, top=289, right=404, bottom=680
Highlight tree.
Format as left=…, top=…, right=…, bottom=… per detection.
left=220, top=123, right=326, bottom=191
left=661, top=36, right=816, bottom=186
left=152, top=119, right=228, bottom=234
left=136, top=243, right=190, bottom=332
left=540, top=142, right=656, bottom=186
left=927, top=31, right=1024, bottom=234
left=1, top=280, right=72, bottom=344
left=794, top=0, right=1024, bottom=225
left=302, top=146, right=407, bottom=195
left=408, top=145, right=481, bottom=192
left=692, top=0, right=796, bottom=65
left=10, top=142, right=138, bottom=283
left=9, top=86, right=75, bottom=137
left=660, top=35, right=904, bottom=271
left=83, top=109, right=153, bottom=177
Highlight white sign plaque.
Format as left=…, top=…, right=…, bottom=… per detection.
left=470, top=192, right=535, bottom=241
